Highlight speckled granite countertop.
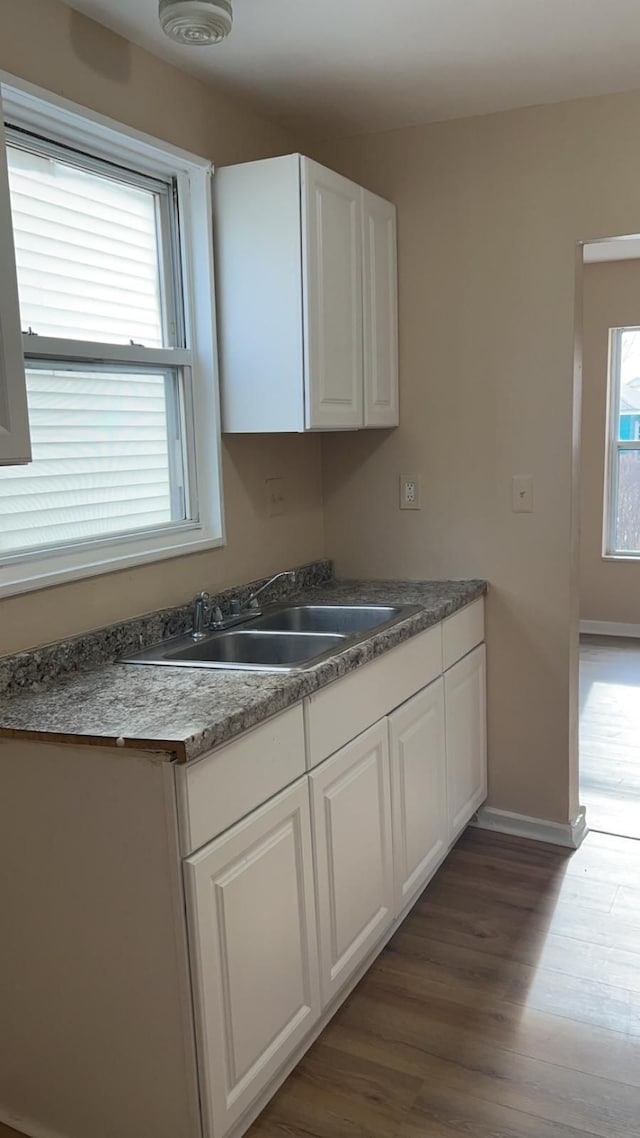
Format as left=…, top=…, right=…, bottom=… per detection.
left=0, top=576, right=486, bottom=762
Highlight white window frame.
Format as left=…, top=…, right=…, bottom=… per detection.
left=0, top=73, right=225, bottom=598
left=603, top=325, right=640, bottom=560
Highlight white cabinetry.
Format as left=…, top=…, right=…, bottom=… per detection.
left=213, top=154, right=398, bottom=433
left=302, top=160, right=363, bottom=429
left=0, top=599, right=487, bottom=1138
left=0, top=94, right=30, bottom=466
left=362, top=189, right=399, bottom=427
left=184, top=780, right=320, bottom=1138
left=309, top=720, right=394, bottom=1006
left=445, top=644, right=487, bottom=839
left=388, top=678, right=447, bottom=916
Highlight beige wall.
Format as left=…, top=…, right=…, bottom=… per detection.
left=0, top=0, right=324, bottom=655
left=313, top=89, right=640, bottom=826
left=580, top=260, right=640, bottom=625
left=8, top=2, right=640, bottom=828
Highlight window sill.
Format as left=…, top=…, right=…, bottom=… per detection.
left=602, top=553, right=640, bottom=562
left=0, top=528, right=226, bottom=599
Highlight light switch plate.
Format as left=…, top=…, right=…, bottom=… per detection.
left=265, top=477, right=286, bottom=517
left=512, top=474, right=533, bottom=513
left=400, top=474, right=421, bottom=510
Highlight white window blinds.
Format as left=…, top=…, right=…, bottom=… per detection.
left=0, top=367, right=183, bottom=555
left=6, top=144, right=165, bottom=346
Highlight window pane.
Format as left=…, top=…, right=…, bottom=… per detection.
left=0, top=367, right=186, bottom=555
left=6, top=145, right=165, bottom=346
left=614, top=448, right=640, bottom=553
left=617, top=329, right=640, bottom=441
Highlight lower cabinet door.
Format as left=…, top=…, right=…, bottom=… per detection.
left=184, top=780, right=320, bottom=1138
left=388, top=678, right=447, bottom=916
left=309, top=719, right=394, bottom=1008
left=445, top=643, right=487, bottom=839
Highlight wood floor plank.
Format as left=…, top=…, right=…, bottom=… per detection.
left=422, top=859, right=620, bottom=913
left=371, top=936, right=640, bottom=1037
left=332, top=984, right=640, bottom=1091
left=410, top=1082, right=607, bottom=1138
left=413, top=880, right=640, bottom=956
left=391, top=922, right=640, bottom=992
left=580, top=635, right=640, bottom=840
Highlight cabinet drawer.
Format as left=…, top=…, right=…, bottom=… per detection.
left=442, top=598, right=484, bottom=671
left=305, top=625, right=442, bottom=769
left=176, top=706, right=305, bottom=855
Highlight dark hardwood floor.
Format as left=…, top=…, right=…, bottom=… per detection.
left=580, top=634, right=640, bottom=840
left=3, top=828, right=640, bottom=1137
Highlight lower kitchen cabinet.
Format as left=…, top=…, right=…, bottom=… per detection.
left=388, top=677, right=448, bottom=915
left=445, top=643, right=487, bottom=838
left=184, top=779, right=321, bottom=1138
left=0, top=599, right=487, bottom=1138
left=309, top=719, right=394, bottom=1007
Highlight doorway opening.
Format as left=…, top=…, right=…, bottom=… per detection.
left=578, top=237, right=640, bottom=840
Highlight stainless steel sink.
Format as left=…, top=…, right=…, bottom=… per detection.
left=121, top=602, right=421, bottom=672
left=249, top=605, right=405, bottom=635
left=164, top=631, right=344, bottom=669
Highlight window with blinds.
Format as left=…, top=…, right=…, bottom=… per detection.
left=0, top=131, right=193, bottom=559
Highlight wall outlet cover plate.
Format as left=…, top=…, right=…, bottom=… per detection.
left=400, top=474, right=421, bottom=510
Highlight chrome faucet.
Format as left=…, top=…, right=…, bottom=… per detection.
left=192, top=571, right=296, bottom=636
left=242, top=570, right=296, bottom=612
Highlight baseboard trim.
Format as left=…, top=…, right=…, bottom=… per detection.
left=580, top=620, right=640, bottom=639
left=473, top=805, right=588, bottom=849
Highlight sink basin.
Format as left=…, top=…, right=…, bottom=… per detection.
left=250, top=605, right=405, bottom=635
left=164, top=631, right=344, bottom=669
left=121, top=602, right=422, bottom=672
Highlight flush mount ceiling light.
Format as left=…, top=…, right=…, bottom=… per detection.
left=159, top=0, right=233, bottom=45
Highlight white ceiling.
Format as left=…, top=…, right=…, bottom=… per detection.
left=62, top=0, right=640, bottom=138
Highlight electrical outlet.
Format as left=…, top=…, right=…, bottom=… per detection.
left=265, top=477, right=286, bottom=517
left=512, top=474, right=533, bottom=513
left=400, top=474, right=421, bottom=510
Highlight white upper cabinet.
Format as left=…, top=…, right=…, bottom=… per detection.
left=0, top=96, right=30, bottom=466
left=301, top=159, right=363, bottom=429
left=362, top=189, right=399, bottom=428
left=213, top=154, right=398, bottom=433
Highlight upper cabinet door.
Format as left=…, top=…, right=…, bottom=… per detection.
left=301, top=158, right=363, bottom=430
left=0, top=99, right=30, bottom=466
left=362, top=189, right=399, bottom=428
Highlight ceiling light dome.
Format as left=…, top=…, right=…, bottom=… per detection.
left=159, top=0, right=233, bottom=46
